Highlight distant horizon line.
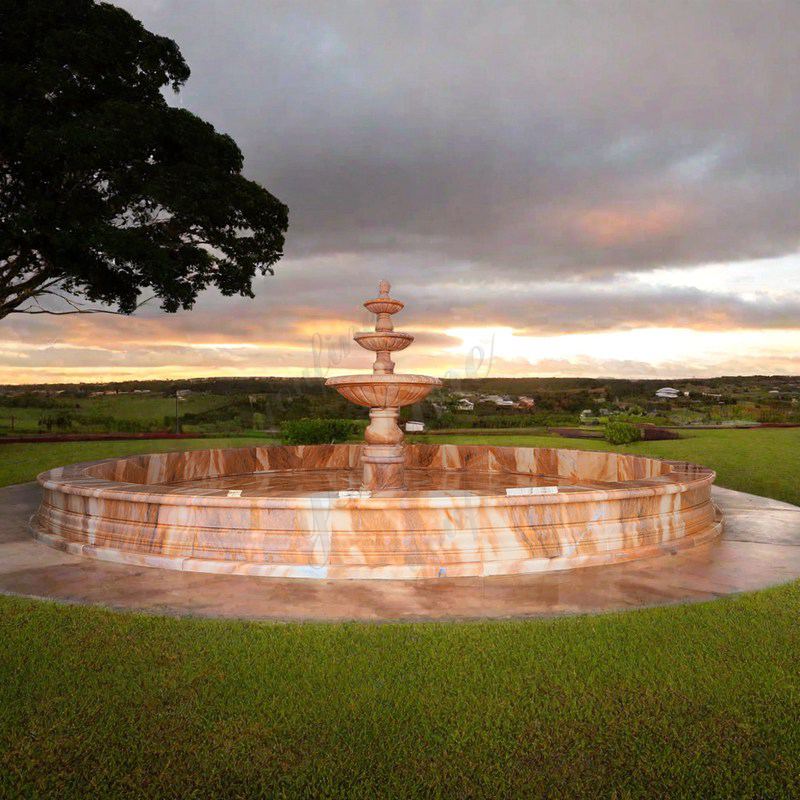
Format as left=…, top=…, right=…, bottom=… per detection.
left=2, top=373, right=799, bottom=389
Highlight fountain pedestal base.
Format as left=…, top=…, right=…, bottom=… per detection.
left=363, top=407, right=405, bottom=490
left=362, top=447, right=405, bottom=491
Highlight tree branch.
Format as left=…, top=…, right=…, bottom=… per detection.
left=11, top=293, right=156, bottom=316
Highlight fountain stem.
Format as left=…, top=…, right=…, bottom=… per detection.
left=325, top=281, right=441, bottom=491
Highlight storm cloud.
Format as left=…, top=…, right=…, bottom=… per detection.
left=3, top=0, right=799, bottom=381
left=114, top=0, right=800, bottom=276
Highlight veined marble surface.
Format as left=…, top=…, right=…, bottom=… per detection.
left=32, top=444, right=721, bottom=579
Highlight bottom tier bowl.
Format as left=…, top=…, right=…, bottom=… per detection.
left=324, top=374, right=441, bottom=408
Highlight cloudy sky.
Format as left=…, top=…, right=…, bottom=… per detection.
left=4, top=0, right=800, bottom=383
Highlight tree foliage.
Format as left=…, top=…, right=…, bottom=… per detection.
left=0, top=0, right=288, bottom=319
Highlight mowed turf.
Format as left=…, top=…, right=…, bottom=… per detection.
left=1, top=587, right=799, bottom=798
left=2, top=427, right=799, bottom=504
left=0, top=436, right=274, bottom=488
left=417, top=427, right=800, bottom=506
left=1, top=430, right=799, bottom=798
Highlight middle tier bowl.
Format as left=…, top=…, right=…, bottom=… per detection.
left=326, top=374, right=441, bottom=407
left=353, top=331, right=414, bottom=352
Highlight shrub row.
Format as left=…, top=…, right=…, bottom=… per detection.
left=280, top=418, right=361, bottom=445
left=603, top=420, right=643, bottom=445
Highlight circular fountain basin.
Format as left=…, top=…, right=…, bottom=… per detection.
left=32, top=444, right=721, bottom=580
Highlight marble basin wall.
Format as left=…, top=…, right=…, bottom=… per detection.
left=32, top=444, right=722, bottom=579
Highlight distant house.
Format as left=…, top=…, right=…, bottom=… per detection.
left=517, top=396, right=535, bottom=409
left=480, top=394, right=513, bottom=407
left=456, top=398, right=474, bottom=411
left=655, top=387, right=680, bottom=399
left=405, top=421, right=425, bottom=433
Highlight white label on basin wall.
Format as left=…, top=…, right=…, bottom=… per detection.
left=506, top=486, right=559, bottom=496
left=226, top=489, right=243, bottom=497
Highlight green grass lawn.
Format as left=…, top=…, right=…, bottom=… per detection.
left=2, top=585, right=799, bottom=799
left=1, top=430, right=799, bottom=798
left=3, top=427, right=797, bottom=504
left=0, top=436, right=275, bottom=487
left=416, top=427, right=800, bottom=506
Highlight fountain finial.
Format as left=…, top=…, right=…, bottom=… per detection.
left=378, top=279, right=391, bottom=297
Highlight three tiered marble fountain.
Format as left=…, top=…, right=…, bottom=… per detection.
left=32, top=282, right=722, bottom=579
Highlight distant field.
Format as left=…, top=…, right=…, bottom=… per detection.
left=0, top=393, right=230, bottom=434
left=84, top=393, right=229, bottom=420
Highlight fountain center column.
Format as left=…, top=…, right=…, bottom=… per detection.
left=360, top=281, right=406, bottom=491
left=325, top=280, right=441, bottom=493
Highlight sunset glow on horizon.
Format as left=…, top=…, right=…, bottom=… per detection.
left=3, top=252, right=798, bottom=384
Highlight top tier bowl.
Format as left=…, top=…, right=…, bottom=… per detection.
left=364, top=298, right=404, bottom=315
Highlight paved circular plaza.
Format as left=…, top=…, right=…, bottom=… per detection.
left=2, top=481, right=799, bottom=622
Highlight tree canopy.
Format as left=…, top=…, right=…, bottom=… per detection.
left=0, top=0, right=288, bottom=319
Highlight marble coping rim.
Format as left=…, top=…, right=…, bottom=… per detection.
left=36, top=445, right=716, bottom=511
